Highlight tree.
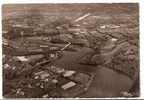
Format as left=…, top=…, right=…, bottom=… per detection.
left=24, top=8, right=43, bottom=27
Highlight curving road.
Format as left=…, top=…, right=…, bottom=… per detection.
left=53, top=47, right=133, bottom=97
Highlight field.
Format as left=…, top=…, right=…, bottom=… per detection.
left=2, top=3, right=139, bottom=98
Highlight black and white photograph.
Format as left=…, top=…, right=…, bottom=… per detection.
left=2, top=3, right=139, bottom=98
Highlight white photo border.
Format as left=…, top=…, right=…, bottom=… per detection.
left=0, top=0, right=142, bottom=99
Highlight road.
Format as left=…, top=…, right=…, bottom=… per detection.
left=53, top=47, right=133, bottom=97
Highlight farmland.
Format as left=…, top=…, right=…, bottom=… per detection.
left=2, top=3, right=139, bottom=98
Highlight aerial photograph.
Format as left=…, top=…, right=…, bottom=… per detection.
left=2, top=3, right=139, bottom=98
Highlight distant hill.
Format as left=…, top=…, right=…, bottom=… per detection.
left=2, top=3, right=138, bottom=19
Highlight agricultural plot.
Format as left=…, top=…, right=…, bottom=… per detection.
left=2, top=3, right=139, bottom=98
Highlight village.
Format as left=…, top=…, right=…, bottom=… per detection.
left=2, top=4, right=139, bottom=98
